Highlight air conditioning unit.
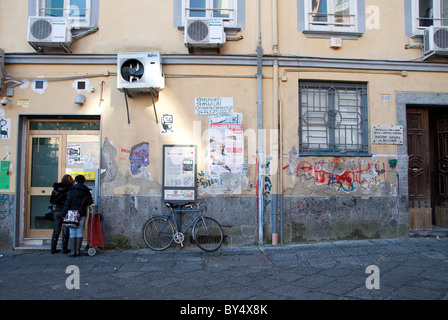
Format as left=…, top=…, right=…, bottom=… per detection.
left=423, top=25, right=448, bottom=59
left=27, top=17, right=72, bottom=52
left=184, top=18, right=226, bottom=49
left=117, top=52, right=165, bottom=94
left=0, top=48, right=4, bottom=94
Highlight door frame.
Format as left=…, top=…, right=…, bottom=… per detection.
left=14, top=115, right=101, bottom=248
left=396, top=93, right=448, bottom=232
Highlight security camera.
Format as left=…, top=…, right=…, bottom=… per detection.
left=0, top=97, right=9, bottom=106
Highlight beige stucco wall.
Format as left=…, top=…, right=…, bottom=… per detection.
left=0, top=0, right=425, bottom=60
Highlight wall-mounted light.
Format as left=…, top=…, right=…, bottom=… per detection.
left=74, top=94, right=86, bottom=105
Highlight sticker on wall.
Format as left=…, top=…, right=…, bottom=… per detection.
left=161, top=114, right=174, bottom=134
left=0, top=118, right=11, bottom=139
left=17, top=99, right=30, bottom=108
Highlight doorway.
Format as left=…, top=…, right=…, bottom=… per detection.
left=407, top=106, right=448, bottom=229
left=22, top=118, right=100, bottom=240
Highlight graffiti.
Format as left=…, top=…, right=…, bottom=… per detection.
left=286, top=154, right=391, bottom=193
left=0, top=194, right=12, bottom=220
left=264, top=158, right=272, bottom=207
left=0, top=119, right=10, bottom=139
left=197, top=170, right=218, bottom=189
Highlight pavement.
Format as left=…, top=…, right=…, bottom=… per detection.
left=1, top=237, right=448, bottom=308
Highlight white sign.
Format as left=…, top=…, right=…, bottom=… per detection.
left=372, top=125, right=403, bottom=145
left=195, top=97, right=234, bottom=115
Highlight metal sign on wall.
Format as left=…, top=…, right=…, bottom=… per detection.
left=162, top=145, right=197, bottom=204
left=372, top=125, right=403, bottom=145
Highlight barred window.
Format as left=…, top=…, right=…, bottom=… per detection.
left=299, top=81, right=368, bottom=155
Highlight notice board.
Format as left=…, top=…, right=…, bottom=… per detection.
left=162, top=145, right=197, bottom=204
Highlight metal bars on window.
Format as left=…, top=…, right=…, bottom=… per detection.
left=299, top=81, right=368, bottom=155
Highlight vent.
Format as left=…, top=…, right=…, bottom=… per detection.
left=27, top=17, right=72, bottom=52
left=184, top=18, right=226, bottom=49
left=423, top=26, right=448, bottom=60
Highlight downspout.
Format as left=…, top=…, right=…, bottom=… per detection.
left=271, top=0, right=279, bottom=245
left=256, top=0, right=264, bottom=245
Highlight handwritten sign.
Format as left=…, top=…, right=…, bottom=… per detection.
left=372, top=125, right=403, bottom=145
left=195, top=97, right=234, bottom=115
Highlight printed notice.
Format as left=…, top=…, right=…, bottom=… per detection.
left=195, top=97, right=234, bottom=115
left=372, top=125, right=403, bottom=145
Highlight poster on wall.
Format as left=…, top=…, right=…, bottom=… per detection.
left=208, top=113, right=244, bottom=179
left=163, top=145, right=197, bottom=204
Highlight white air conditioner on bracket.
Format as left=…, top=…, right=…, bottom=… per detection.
left=184, top=18, right=226, bottom=50
left=27, top=17, right=72, bottom=52
left=423, top=25, right=448, bottom=60
left=117, top=52, right=165, bottom=94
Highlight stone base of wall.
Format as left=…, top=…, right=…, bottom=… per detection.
left=0, top=194, right=15, bottom=251
left=99, top=195, right=408, bottom=249
left=99, top=195, right=258, bottom=249
left=280, top=195, right=408, bottom=243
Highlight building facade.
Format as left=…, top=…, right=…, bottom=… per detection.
left=1, top=0, right=448, bottom=251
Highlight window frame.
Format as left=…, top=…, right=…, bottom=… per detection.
left=298, top=81, right=369, bottom=156
left=35, top=0, right=92, bottom=28
left=181, top=0, right=238, bottom=28
left=304, top=0, right=358, bottom=33
left=410, top=0, right=448, bottom=37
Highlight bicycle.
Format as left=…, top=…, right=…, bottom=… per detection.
left=142, top=199, right=224, bottom=252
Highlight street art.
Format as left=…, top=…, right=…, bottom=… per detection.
left=124, top=142, right=150, bottom=175
left=0, top=194, right=11, bottom=220
left=285, top=146, right=393, bottom=193
left=0, top=118, right=10, bottom=139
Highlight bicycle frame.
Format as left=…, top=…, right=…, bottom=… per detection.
left=170, top=207, right=204, bottom=235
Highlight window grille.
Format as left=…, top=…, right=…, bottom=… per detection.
left=299, top=81, right=368, bottom=155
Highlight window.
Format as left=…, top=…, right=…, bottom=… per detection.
left=417, top=0, right=448, bottom=28
left=306, top=0, right=358, bottom=32
left=299, top=81, right=368, bottom=155
left=182, top=0, right=238, bottom=27
left=37, top=0, right=91, bottom=27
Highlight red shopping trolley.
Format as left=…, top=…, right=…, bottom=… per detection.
left=86, top=206, right=104, bottom=256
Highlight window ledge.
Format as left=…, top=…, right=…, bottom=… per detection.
left=303, top=30, right=363, bottom=40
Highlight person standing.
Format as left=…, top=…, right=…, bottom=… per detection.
left=62, top=175, right=93, bottom=257
left=50, top=174, right=74, bottom=254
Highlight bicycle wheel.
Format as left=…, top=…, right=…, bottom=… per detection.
left=142, top=216, right=175, bottom=251
left=193, top=217, right=223, bottom=252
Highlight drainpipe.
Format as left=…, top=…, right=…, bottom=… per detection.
left=256, top=0, right=264, bottom=245
left=271, top=0, right=279, bottom=246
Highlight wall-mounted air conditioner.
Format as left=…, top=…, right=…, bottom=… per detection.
left=423, top=25, right=448, bottom=60
left=184, top=18, right=226, bottom=49
left=27, top=17, right=72, bottom=52
left=117, top=52, right=165, bottom=94
left=0, top=48, right=4, bottom=94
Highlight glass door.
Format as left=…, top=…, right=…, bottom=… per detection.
left=24, top=119, right=101, bottom=239
left=26, top=135, right=63, bottom=237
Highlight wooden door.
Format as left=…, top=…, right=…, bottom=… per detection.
left=435, top=112, right=448, bottom=227
left=407, top=107, right=432, bottom=230
left=407, top=108, right=430, bottom=207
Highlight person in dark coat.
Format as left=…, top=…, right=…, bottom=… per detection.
left=62, top=174, right=93, bottom=257
left=50, top=174, right=74, bottom=254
